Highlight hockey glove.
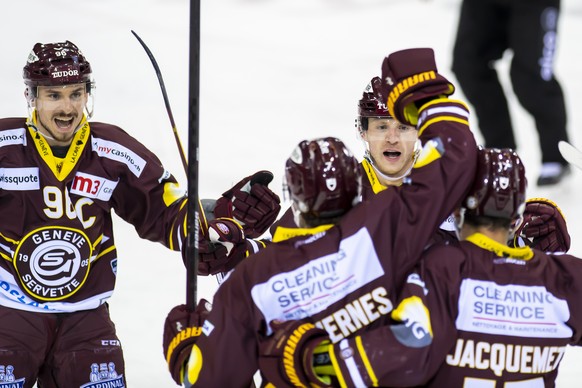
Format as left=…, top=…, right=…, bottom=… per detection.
left=380, top=48, right=455, bottom=126
left=259, top=320, right=336, bottom=387
left=194, top=218, right=248, bottom=276
left=513, top=198, right=570, bottom=253
left=163, top=299, right=211, bottom=385
left=214, top=170, right=281, bottom=238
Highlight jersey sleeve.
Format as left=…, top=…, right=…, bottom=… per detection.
left=183, top=272, right=260, bottom=387
left=100, top=127, right=190, bottom=252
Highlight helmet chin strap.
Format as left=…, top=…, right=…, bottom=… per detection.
left=291, top=203, right=304, bottom=228
left=454, top=208, right=466, bottom=241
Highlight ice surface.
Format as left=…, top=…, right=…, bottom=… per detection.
left=2, top=0, right=581, bottom=386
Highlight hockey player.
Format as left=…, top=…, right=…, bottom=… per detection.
left=161, top=47, right=480, bottom=386
left=356, top=76, right=420, bottom=188
left=260, top=147, right=578, bottom=387
left=396, top=148, right=580, bottom=386
left=0, top=40, right=279, bottom=387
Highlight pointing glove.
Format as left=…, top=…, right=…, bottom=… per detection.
left=214, top=171, right=281, bottom=238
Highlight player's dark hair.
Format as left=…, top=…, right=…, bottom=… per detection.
left=464, top=214, right=512, bottom=231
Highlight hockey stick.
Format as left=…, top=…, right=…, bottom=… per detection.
left=558, top=141, right=582, bottom=171
left=131, top=30, right=188, bottom=175
left=131, top=29, right=199, bottom=309
left=186, top=0, right=202, bottom=310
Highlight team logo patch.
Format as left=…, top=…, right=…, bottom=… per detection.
left=81, top=362, right=124, bottom=388
left=340, top=347, right=354, bottom=359
left=0, top=364, right=25, bottom=387
left=216, top=222, right=230, bottom=235
left=13, top=226, right=93, bottom=302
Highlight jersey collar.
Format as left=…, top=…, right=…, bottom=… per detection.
left=28, top=114, right=91, bottom=181
left=466, top=233, right=534, bottom=261
left=271, top=224, right=334, bottom=243
left=361, top=158, right=389, bottom=194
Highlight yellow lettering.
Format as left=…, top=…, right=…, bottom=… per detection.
left=387, top=71, right=437, bottom=113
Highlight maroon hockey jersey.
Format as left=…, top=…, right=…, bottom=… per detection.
left=0, top=116, right=187, bottom=313
left=181, top=98, right=478, bottom=387
left=358, top=234, right=582, bottom=388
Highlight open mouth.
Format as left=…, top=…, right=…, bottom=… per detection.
left=55, top=117, right=75, bottom=129
left=383, top=151, right=401, bottom=158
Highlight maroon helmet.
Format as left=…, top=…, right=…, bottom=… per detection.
left=23, top=41, right=92, bottom=91
left=356, top=76, right=391, bottom=133
left=464, top=147, right=527, bottom=220
left=285, top=137, right=361, bottom=219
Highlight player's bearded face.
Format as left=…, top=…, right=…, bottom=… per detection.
left=34, top=83, right=88, bottom=146
left=363, top=118, right=418, bottom=178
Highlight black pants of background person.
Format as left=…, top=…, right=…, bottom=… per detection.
left=452, top=0, right=570, bottom=185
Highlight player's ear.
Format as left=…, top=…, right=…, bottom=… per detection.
left=359, top=129, right=368, bottom=142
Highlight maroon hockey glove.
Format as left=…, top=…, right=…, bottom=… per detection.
left=513, top=198, right=570, bottom=253
left=214, top=171, right=281, bottom=238
left=259, top=320, right=335, bottom=387
left=380, top=48, right=455, bottom=126
left=194, top=218, right=248, bottom=276
left=163, top=299, right=211, bottom=385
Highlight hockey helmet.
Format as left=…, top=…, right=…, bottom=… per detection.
left=285, top=137, right=362, bottom=219
left=464, top=147, right=527, bottom=220
left=356, top=76, right=391, bottom=134
left=23, top=41, right=92, bottom=91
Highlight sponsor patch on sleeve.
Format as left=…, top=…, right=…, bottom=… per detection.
left=91, top=137, right=146, bottom=177
left=0, top=127, right=27, bottom=147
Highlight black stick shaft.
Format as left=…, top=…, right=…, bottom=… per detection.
left=130, top=30, right=188, bottom=175
left=186, top=0, right=201, bottom=309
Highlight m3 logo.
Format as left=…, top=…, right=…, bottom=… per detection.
left=70, top=172, right=118, bottom=201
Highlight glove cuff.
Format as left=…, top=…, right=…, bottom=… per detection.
left=166, top=326, right=202, bottom=384
left=170, top=345, right=195, bottom=385
left=304, top=338, right=335, bottom=387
